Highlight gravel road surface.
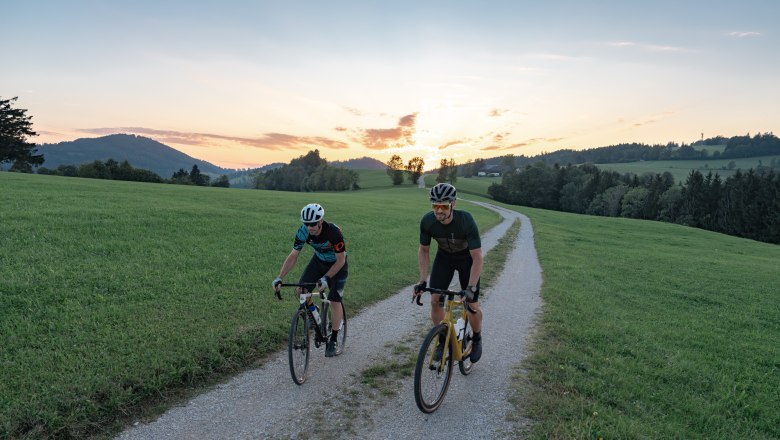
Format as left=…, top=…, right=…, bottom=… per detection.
left=117, top=200, right=542, bottom=440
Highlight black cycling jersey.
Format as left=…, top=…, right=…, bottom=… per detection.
left=293, top=221, right=347, bottom=263
left=419, top=210, right=481, bottom=255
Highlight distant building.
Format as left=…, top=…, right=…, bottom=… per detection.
left=477, top=166, right=502, bottom=177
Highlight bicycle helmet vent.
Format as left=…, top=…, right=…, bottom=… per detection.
left=429, top=183, right=457, bottom=202
left=300, top=203, right=325, bottom=223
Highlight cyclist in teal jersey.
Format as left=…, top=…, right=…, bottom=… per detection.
left=413, top=183, right=484, bottom=363
left=273, top=203, right=348, bottom=357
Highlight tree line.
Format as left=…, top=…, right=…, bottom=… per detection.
left=385, top=155, right=464, bottom=185
left=454, top=133, right=780, bottom=175
left=489, top=162, right=780, bottom=244
left=37, top=160, right=231, bottom=187
left=254, top=149, right=359, bottom=191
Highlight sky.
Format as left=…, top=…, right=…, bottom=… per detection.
left=2, top=1, right=778, bottom=170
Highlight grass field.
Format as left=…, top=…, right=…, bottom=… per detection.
left=594, top=155, right=780, bottom=183
left=501, top=203, right=780, bottom=439
left=0, top=172, right=500, bottom=438
left=3, top=171, right=778, bottom=439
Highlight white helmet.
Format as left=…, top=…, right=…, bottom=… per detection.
left=300, top=203, right=325, bottom=223
left=429, top=183, right=457, bottom=203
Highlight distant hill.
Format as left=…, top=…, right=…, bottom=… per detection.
left=330, top=156, right=385, bottom=169
left=37, top=134, right=229, bottom=178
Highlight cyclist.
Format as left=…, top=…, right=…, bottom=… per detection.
left=413, top=183, right=484, bottom=363
left=273, top=203, right=348, bottom=357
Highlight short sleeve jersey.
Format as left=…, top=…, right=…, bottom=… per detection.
left=419, top=210, right=481, bottom=255
left=293, top=221, right=346, bottom=263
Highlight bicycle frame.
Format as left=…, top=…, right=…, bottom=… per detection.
left=416, top=287, right=471, bottom=364
left=278, top=282, right=329, bottom=341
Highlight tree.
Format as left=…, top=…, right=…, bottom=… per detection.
left=1, top=96, right=43, bottom=172
left=447, top=158, right=458, bottom=183
left=405, top=156, right=425, bottom=184
left=386, top=155, right=404, bottom=185
left=436, top=158, right=457, bottom=183
left=211, top=175, right=230, bottom=188
left=436, top=158, right=450, bottom=183
left=472, top=158, right=486, bottom=176
left=190, top=164, right=209, bottom=186
left=502, top=155, right=516, bottom=173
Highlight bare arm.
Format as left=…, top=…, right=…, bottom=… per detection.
left=323, top=252, right=346, bottom=279
left=277, top=249, right=300, bottom=279
left=417, top=244, right=430, bottom=283
left=468, top=247, right=483, bottom=287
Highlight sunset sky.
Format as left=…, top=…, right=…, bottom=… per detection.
left=2, top=1, right=778, bottom=170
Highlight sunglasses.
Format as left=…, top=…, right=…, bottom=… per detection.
left=304, top=221, right=320, bottom=227
left=431, top=203, right=452, bottom=211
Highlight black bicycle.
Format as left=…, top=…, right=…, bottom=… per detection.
left=275, top=283, right=347, bottom=385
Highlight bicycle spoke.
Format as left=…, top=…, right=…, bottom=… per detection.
left=414, top=324, right=453, bottom=413
left=288, top=310, right=310, bottom=385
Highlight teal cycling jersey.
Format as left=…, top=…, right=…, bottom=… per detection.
left=420, top=210, right=481, bottom=254
left=293, top=221, right=346, bottom=263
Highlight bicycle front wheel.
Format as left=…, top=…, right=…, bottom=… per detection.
left=321, top=301, right=347, bottom=355
left=288, top=309, right=310, bottom=385
left=414, top=324, right=453, bottom=413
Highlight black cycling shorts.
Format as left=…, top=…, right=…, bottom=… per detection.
left=299, top=256, right=348, bottom=302
left=429, top=251, right=480, bottom=302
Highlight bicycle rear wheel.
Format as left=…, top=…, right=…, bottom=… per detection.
left=288, top=309, right=310, bottom=385
left=458, top=314, right=474, bottom=376
left=414, top=324, right=453, bottom=413
left=321, top=301, right=347, bottom=355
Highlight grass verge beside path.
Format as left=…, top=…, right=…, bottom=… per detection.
left=512, top=206, right=780, bottom=439
left=0, top=173, right=501, bottom=439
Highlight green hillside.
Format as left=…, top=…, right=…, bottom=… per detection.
left=2, top=172, right=777, bottom=439
left=37, top=134, right=228, bottom=178
left=595, top=155, right=780, bottom=183
left=0, top=172, right=499, bottom=438
left=506, top=202, right=780, bottom=439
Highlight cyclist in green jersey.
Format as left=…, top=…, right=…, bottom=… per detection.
left=413, top=183, right=484, bottom=363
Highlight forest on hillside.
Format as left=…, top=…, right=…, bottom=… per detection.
left=489, top=162, right=779, bottom=244
left=463, top=132, right=780, bottom=174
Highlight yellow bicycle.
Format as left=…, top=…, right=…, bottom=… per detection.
left=412, top=286, right=474, bottom=413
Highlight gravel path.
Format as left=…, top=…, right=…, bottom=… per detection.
left=117, top=200, right=542, bottom=440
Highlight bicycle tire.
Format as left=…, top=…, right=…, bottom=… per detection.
left=458, top=314, right=474, bottom=376
left=413, top=324, right=453, bottom=413
left=288, top=309, right=310, bottom=385
left=321, top=301, right=347, bottom=355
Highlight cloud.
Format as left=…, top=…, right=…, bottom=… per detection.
left=490, top=137, right=564, bottom=151
left=610, top=41, right=684, bottom=52
left=488, top=108, right=509, bottom=117
left=480, top=145, right=501, bottom=151
left=438, top=140, right=466, bottom=150
left=78, top=127, right=348, bottom=150
left=355, top=113, right=418, bottom=150
left=630, top=111, right=676, bottom=128
left=342, top=106, right=364, bottom=116
left=728, top=31, right=760, bottom=38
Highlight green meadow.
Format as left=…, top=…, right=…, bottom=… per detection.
left=593, top=154, right=780, bottom=183
left=0, top=172, right=500, bottom=438
left=2, top=171, right=779, bottom=439
left=507, top=203, right=780, bottom=439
